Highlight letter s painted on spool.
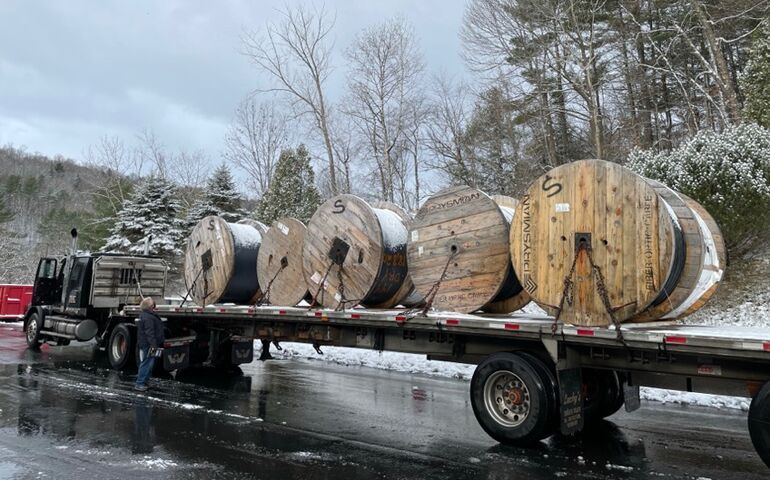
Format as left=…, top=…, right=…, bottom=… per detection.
left=332, top=199, right=346, bottom=214
left=542, top=175, right=562, bottom=198
left=207, top=218, right=216, bottom=230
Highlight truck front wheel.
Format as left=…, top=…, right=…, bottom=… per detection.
left=25, top=312, right=42, bottom=349
left=470, top=352, right=554, bottom=445
left=107, top=324, right=137, bottom=371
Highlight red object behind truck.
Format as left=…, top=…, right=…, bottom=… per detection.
left=0, top=284, right=33, bottom=320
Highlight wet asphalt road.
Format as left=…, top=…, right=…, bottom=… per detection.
left=0, top=323, right=767, bottom=479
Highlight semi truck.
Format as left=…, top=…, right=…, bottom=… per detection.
left=20, top=231, right=770, bottom=469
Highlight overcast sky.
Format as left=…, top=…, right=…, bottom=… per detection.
left=0, top=1, right=468, bottom=165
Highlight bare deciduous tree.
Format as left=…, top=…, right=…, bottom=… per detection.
left=343, top=16, right=425, bottom=205
left=243, top=4, right=339, bottom=194
left=224, top=98, right=290, bottom=197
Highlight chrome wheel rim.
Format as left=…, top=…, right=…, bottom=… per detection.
left=111, top=332, right=127, bottom=362
left=483, top=370, right=531, bottom=427
left=26, top=318, right=38, bottom=343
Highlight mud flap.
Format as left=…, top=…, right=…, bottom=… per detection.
left=623, top=375, right=641, bottom=412
left=231, top=340, right=254, bottom=365
left=163, top=344, right=190, bottom=371
left=557, top=367, right=584, bottom=435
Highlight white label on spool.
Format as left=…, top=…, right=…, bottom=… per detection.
left=555, top=203, right=570, bottom=213
left=277, top=222, right=289, bottom=236
left=334, top=292, right=342, bottom=302
left=418, top=246, right=424, bottom=256
left=310, top=271, right=322, bottom=284
left=411, top=230, right=419, bottom=242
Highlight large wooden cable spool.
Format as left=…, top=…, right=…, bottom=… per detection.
left=302, top=194, right=409, bottom=309
left=184, top=216, right=263, bottom=306
left=407, top=186, right=524, bottom=314
left=510, top=160, right=678, bottom=326
left=257, top=217, right=309, bottom=307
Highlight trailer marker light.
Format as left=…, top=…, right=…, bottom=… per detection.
left=763, top=342, right=770, bottom=351
left=445, top=319, right=459, bottom=326
left=504, top=323, right=520, bottom=331
left=395, top=315, right=407, bottom=323
left=576, top=329, right=594, bottom=336
left=665, top=335, right=687, bottom=344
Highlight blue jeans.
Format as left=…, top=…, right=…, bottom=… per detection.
left=136, top=346, right=156, bottom=386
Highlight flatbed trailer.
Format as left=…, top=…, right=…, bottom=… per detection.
left=107, top=303, right=770, bottom=467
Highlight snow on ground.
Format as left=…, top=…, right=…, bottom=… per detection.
left=265, top=341, right=752, bottom=411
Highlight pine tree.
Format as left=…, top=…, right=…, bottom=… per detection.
left=185, top=164, right=245, bottom=230
left=255, top=145, right=321, bottom=224
left=742, top=22, right=770, bottom=127
left=104, top=175, right=185, bottom=260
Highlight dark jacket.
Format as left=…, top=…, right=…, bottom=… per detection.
left=137, top=310, right=165, bottom=349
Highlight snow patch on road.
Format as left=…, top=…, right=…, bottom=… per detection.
left=266, top=341, right=752, bottom=411
left=132, top=457, right=179, bottom=470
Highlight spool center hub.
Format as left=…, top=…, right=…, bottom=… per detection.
left=329, top=237, right=351, bottom=266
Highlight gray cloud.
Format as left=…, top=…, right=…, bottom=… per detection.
left=0, top=0, right=466, bottom=164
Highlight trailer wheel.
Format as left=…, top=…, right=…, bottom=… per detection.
left=749, top=380, right=770, bottom=468
left=25, top=312, right=42, bottom=349
left=108, top=324, right=137, bottom=371
left=583, top=369, right=624, bottom=423
left=516, top=352, right=559, bottom=433
left=470, top=352, right=553, bottom=445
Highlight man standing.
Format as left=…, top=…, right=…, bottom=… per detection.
left=135, top=297, right=164, bottom=391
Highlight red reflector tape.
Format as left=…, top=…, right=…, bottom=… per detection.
left=219, top=308, right=226, bottom=313
left=576, top=329, right=594, bottom=336
left=504, top=323, right=520, bottom=331
left=395, top=315, right=407, bottom=323
left=763, top=342, right=770, bottom=351
left=174, top=308, right=181, bottom=312
left=350, top=313, right=361, bottom=319
left=279, top=310, right=287, bottom=315
left=445, top=319, right=459, bottom=326
left=314, top=311, right=322, bottom=317
left=195, top=308, right=203, bottom=313
left=665, top=335, right=687, bottom=344
left=247, top=308, right=255, bottom=314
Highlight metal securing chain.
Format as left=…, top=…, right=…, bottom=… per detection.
left=334, top=265, right=362, bottom=312
left=550, top=242, right=629, bottom=349
left=416, top=250, right=458, bottom=317
left=180, top=267, right=204, bottom=308
left=258, top=263, right=286, bottom=306
left=308, top=262, right=334, bottom=310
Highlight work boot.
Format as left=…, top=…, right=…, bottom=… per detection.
left=134, top=384, right=148, bottom=392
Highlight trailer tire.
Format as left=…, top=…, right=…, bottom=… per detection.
left=470, top=352, right=553, bottom=445
left=25, top=311, right=42, bottom=350
left=108, top=324, right=137, bottom=371
left=749, top=380, right=770, bottom=468
left=516, top=352, right=559, bottom=433
left=583, top=369, right=624, bottom=423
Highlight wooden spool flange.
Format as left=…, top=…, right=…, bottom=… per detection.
left=629, top=180, right=705, bottom=322
left=484, top=195, right=531, bottom=314
left=665, top=194, right=726, bottom=319
left=184, top=216, right=263, bottom=306
left=406, top=186, right=516, bottom=314
left=302, top=194, right=409, bottom=309
left=257, top=217, right=309, bottom=307
left=510, top=160, right=676, bottom=326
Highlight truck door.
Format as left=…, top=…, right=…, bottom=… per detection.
left=32, top=258, right=59, bottom=306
